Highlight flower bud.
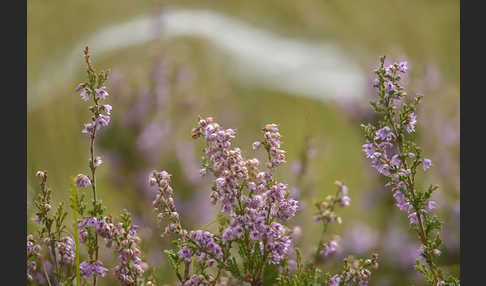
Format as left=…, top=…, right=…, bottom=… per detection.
left=252, top=141, right=261, bottom=150
left=36, top=171, right=45, bottom=178
left=433, top=249, right=441, bottom=257
left=320, top=202, right=329, bottom=210
left=199, top=168, right=207, bottom=176
left=170, top=212, right=179, bottom=220
left=149, top=177, right=157, bottom=186
left=74, top=174, right=91, bottom=188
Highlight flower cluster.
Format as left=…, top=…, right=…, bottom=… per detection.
left=27, top=235, right=41, bottom=281
left=253, top=123, right=287, bottom=169
left=80, top=260, right=108, bottom=278
left=27, top=47, right=152, bottom=286
left=362, top=56, right=459, bottom=285
left=193, top=117, right=297, bottom=262
left=56, top=236, right=75, bottom=265
left=77, top=211, right=146, bottom=284
left=187, top=230, right=223, bottom=261
left=327, top=255, right=379, bottom=286
left=311, top=181, right=350, bottom=260
left=153, top=117, right=301, bottom=285
left=76, top=48, right=112, bottom=136
left=320, top=238, right=339, bottom=258
left=150, top=170, right=186, bottom=238
left=78, top=216, right=117, bottom=245
left=28, top=171, right=76, bottom=284
left=112, top=211, right=145, bottom=285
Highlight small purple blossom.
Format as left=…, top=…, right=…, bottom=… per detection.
left=320, top=240, right=338, bottom=257
left=422, top=158, right=432, bottom=171
left=329, top=274, right=341, bottom=286
left=373, top=78, right=379, bottom=87
left=95, top=86, right=109, bottom=100
left=408, top=212, right=418, bottom=224
left=362, top=142, right=375, bottom=158
left=385, top=80, right=397, bottom=92
left=340, top=196, right=351, bottom=207
left=374, top=126, right=393, bottom=141
left=74, top=174, right=91, bottom=188
left=398, top=61, right=408, bottom=73
left=178, top=246, right=192, bottom=262
left=81, top=122, right=94, bottom=134
left=95, top=114, right=110, bottom=128
left=102, top=104, right=112, bottom=115
left=75, top=83, right=84, bottom=92
left=80, top=89, right=90, bottom=101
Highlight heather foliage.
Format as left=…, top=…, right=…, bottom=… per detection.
left=27, top=49, right=459, bottom=286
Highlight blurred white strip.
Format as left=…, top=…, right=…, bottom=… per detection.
left=28, top=9, right=366, bottom=110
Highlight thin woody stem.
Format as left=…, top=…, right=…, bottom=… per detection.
left=385, top=105, right=442, bottom=283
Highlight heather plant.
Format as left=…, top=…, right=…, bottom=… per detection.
left=27, top=47, right=153, bottom=286
left=149, top=117, right=379, bottom=286
left=361, top=56, right=460, bottom=285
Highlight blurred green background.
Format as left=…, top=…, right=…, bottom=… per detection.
left=27, top=0, right=459, bottom=285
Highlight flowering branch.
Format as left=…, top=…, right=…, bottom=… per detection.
left=361, top=56, right=459, bottom=286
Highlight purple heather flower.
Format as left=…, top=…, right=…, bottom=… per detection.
left=373, top=78, right=379, bottom=87
left=57, top=237, right=75, bottom=265
left=385, top=81, right=396, bottom=92
left=80, top=89, right=90, bottom=101
left=340, top=196, right=351, bottom=207
left=74, top=174, right=91, bottom=188
left=93, top=156, right=103, bottom=167
left=32, top=216, right=41, bottom=224
left=393, top=190, right=412, bottom=212
left=80, top=261, right=107, bottom=277
left=390, top=154, right=401, bottom=167
left=422, top=158, right=432, bottom=171
left=91, top=261, right=108, bottom=277
left=340, top=185, right=348, bottom=195
left=404, top=112, right=417, bottom=133
left=79, top=261, right=91, bottom=277
left=95, top=114, right=110, bottom=128
left=329, top=275, right=341, bottom=286
left=95, top=86, right=109, bottom=100
left=425, top=200, right=437, bottom=212
left=222, top=228, right=234, bottom=243
left=376, top=163, right=391, bottom=176
left=362, top=142, right=375, bottom=158
left=408, top=212, right=419, bottom=224
left=276, top=198, right=298, bottom=221
left=81, top=122, right=94, bottom=134
left=398, top=61, right=408, bottom=73
left=102, top=104, right=112, bottom=115
left=320, top=240, right=338, bottom=257
left=75, top=83, right=84, bottom=92
left=178, top=246, right=192, bottom=262
left=374, top=126, right=393, bottom=141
